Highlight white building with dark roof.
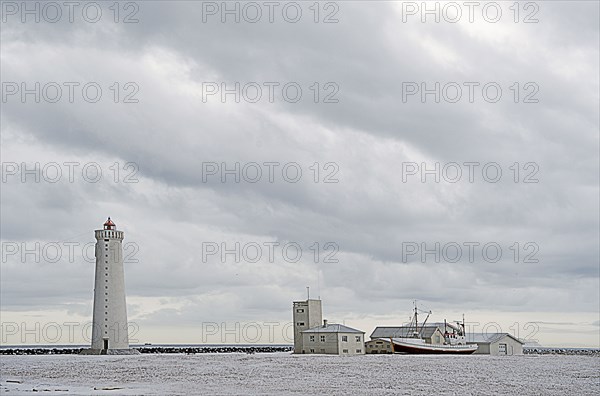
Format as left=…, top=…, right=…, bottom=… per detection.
left=301, top=320, right=365, bottom=355
left=466, top=333, right=524, bottom=355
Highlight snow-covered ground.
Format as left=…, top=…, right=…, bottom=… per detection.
left=1, top=353, right=599, bottom=395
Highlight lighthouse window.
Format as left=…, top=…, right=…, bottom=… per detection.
left=105, top=267, right=108, bottom=270
left=105, top=306, right=108, bottom=308
left=105, top=280, right=108, bottom=282
left=105, top=299, right=108, bottom=302
left=105, top=312, right=108, bottom=315
left=105, top=286, right=108, bottom=289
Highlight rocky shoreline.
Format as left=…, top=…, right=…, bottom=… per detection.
left=1, top=346, right=597, bottom=356
left=0, top=346, right=293, bottom=355
left=523, top=347, right=600, bottom=356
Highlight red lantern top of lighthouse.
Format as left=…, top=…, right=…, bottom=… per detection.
left=104, top=217, right=116, bottom=230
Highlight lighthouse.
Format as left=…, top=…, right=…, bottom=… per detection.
left=81, top=218, right=137, bottom=354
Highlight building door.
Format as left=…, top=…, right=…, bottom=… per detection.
left=103, top=338, right=109, bottom=350
left=498, top=343, right=507, bottom=355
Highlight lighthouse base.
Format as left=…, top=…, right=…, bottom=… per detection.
left=79, top=348, right=140, bottom=355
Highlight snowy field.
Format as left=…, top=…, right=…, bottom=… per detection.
left=1, top=353, right=599, bottom=395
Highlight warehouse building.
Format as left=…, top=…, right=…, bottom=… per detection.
left=466, top=333, right=524, bottom=355
left=370, top=325, right=447, bottom=345
left=365, top=338, right=393, bottom=354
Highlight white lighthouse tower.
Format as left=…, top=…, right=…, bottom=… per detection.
left=82, top=218, right=137, bottom=354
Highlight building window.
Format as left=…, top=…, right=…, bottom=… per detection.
left=296, top=309, right=304, bottom=313
left=320, top=349, right=325, bottom=353
left=355, top=336, right=361, bottom=342
left=310, top=349, right=314, bottom=353
left=342, top=336, right=348, bottom=342
left=342, top=349, right=348, bottom=353
left=356, top=349, right=362, bottom=353
left=297, top=322, right=305, bottom=326
left=320, top=335, right=325, bottom=342
left=309, top=335, right=315, bottom=342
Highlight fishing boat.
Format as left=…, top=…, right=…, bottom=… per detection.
left=386, top=303, right=477, bottom=355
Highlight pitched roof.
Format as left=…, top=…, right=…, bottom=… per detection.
left=370, top=326, right=441, bottom=339
left=302, top=323, right=364, bottom=334
left=466, top=333, right=524, bottom=344
left=428, top=322, right=461, bottom=332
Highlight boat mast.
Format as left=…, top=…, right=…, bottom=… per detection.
left=414, top=301, right=418, bottom=336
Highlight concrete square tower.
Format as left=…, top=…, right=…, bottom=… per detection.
left=81, top=218, right=137, bottom=355
left=293, top=298, right=322, bottom=353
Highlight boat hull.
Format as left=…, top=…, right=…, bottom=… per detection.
left=391, top=341, right=477, bottom=355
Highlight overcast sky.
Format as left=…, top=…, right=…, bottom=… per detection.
left=1, top=1, right=598, bottom=347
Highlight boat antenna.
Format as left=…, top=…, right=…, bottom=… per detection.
left=306, top=286, right=310, bottom=300
left=462, top=313, right=465, bottom=336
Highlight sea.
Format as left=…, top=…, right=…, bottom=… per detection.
left=1, top=349, right=599, bottom=395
